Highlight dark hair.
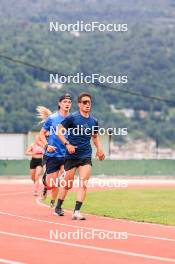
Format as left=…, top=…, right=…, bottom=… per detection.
left=77, top=92, right=92, bottom=103
left=58, top=93, right=72, bottom=109
left=59, top=93, right=72, bottom=102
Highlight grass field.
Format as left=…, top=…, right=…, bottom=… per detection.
left=45, top=188, right=175, bottom=225
left=1, top=159, right=175, bottom=176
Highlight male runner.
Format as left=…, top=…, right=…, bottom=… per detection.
left=39, top=93, right=72, bottom=207
left=55, top=92, right=105, bottom=220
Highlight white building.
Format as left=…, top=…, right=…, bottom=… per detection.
left=0, top=133, right=27, bottom=160
left=0, top=132, right=110, bottom=160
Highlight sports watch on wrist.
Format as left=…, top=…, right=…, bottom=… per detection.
left=64, top=141, right=70, bottom=146
left=44, top=143, right=48, bottom=150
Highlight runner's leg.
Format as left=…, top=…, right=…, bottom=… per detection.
left=34, top=165, right=42, bottom=194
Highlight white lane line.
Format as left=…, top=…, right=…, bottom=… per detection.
left=1, top=180, right=175, bottom=230
left=36, top=198, right=175, bottom=242
left=0, top=180, right=31, bottom=185
left=0, top=210, right=175, bottom=243
left=37, top=198, right=175, bottom=242
left=0, top=258, right=25, bottom=264
left=35, top=198, right=49, bottom=208
left=0, top=192, right=29, bottom=197
left=0, top=230, right=175, bottom=263
left=121, top=218, right=175, bottom=229
left=36, top=197, right=175, bottom=230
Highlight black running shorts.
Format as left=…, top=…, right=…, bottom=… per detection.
left=44, top=156, right=65, bottom=174
left=64, top=158, right=92, bottom=171
left=30, top=158, right=43, bottom=169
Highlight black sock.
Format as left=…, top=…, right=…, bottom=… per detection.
left=74, top=201, right=83, bottom=211
left=42, top=171, right=47, bottom=185
left=56, top=199, right=64, bottom=209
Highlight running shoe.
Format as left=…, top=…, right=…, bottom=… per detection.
left=54, top=208, right=64, bottom=216
left=72, top=210, right=86, bottom=220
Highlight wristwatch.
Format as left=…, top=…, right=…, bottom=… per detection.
left=44, top=143, right=48, bottom=150
left=64, top=141, right=70, bottom=146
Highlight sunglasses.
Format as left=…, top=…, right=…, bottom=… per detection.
left=81, top=100, right=91, bottom=105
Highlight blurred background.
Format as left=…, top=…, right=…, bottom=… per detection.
left=0, top=0, right=175, bottom=175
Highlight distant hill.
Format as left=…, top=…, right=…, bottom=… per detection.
left=0, top=0, right=175, bottom=23
left=0, top=0, right=175, bottom=147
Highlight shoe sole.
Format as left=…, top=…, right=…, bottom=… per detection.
left=54, top=212, right=64, bottom=216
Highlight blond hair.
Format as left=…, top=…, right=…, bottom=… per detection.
left=36, top=106, right=52, bottom=123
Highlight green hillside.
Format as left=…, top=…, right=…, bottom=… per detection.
left=0, top=0, right=175, bottom=146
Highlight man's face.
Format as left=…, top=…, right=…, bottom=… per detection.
left=59, top=99, right=72, bottom=111
left=78, top=96, right=91, bottom=113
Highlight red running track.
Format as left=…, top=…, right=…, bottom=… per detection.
left=0, top=183, right=175, bottom=264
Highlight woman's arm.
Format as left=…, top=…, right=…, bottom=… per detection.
left=25, top=144, right=33, bottom=156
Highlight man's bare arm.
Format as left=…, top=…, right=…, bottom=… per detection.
left=39, top=128, right=56, bottom=152
left=57, top=124, right=76, bottom=154
left=39, top=128, right=48, bottom=147
left=92, top=134, right=105, bottom=160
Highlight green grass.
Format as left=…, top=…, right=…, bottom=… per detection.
left=1, top=159, right=175, bottom=176
left=45, top=188, right=175, bottom=225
